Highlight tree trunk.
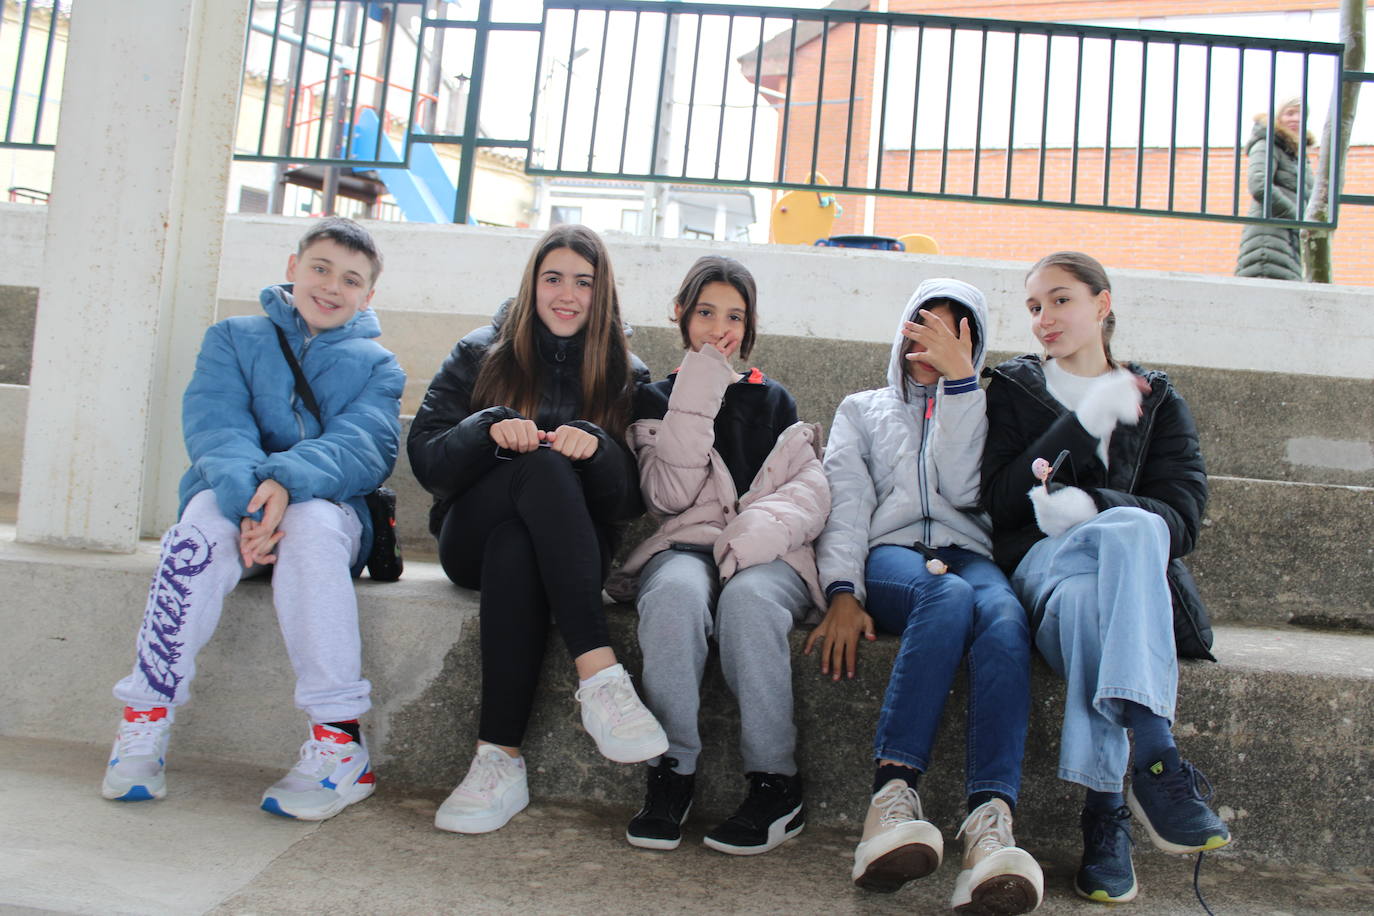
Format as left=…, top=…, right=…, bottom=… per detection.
left=1303, top=0, right=1366, bottom=283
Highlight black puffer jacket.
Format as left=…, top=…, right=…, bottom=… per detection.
left=407, top=303, right=650, bottom=535
left=981, top=355, right=1215, bottom=659
left=1236, top=116, right=1314, bottom=281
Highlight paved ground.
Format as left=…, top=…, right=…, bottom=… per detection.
left=1, top=736, right=1369, bottom=915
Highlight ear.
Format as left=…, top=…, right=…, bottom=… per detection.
left=361, top=287, right=376, bottom=310
left=1095, top=288, right=1113, bottom=322
left=286, top=253, right=299, bottom=282
left=671, top=301, right=686, bottom=323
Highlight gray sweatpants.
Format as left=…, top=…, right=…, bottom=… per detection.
left=635, top=548, right=809, bottom=775
left=113, top=489, right=369, bottom=723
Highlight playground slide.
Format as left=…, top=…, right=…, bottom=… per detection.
left=348, top=108, right=456, bottom=223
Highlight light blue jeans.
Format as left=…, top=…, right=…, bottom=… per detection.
left=1011, top=507, right=1177, bottom=792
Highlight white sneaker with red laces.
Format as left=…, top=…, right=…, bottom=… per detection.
left=102, top=707, right=172, bottom=801
left=260, top=723, right=375, bottom=821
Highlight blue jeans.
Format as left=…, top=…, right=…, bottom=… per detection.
left=865, top=544, right=1031, bottom=803
left=1012, top=507, right=1177, bottom=792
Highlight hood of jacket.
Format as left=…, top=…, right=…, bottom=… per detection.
left=262, top=283, right=384, bottom=344
left=1246, top=114, right=1315, bottom=157
left=886, top=277, right=989, bottom=397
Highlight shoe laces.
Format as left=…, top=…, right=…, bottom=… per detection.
left=957, top=802, right=1014, bottom=855
left=293, top=736, right=348, bottom=779
left=457, top=750, right=513, bottom=800
left=575, top=670, right=651, bottom=729
left=116, top=716, right=168, bottom=758
left=871, top=781, right=922, bottom=827
left=1153, top=759, right=1215, bottom=806
left=1082, top=805, right=1134, bottom=857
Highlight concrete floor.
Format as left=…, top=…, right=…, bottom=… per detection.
left=1, top=737, right=1370, bottom=916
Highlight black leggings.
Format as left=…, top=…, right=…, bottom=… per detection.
left=438, top=447, right=613, bottom=748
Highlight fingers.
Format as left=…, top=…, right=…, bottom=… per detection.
left=491, top=418, right=539, bottom=452
left=802, top=625, right=822, bottom=656
left=549, top=425, right=599, bottom=461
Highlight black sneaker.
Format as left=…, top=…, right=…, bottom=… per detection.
left=1075, top=805, right=1137, bottom=904
left=703, top=772, right=805, bottom=856
left=1127, top=750, right=1231, bottom=855
left=626, top=758, right=694, bottom=850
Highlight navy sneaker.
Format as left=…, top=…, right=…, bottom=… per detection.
left=1075, top=805, right=1137, bottom=903
left=1127, top=749, right=1232, bottom=855
left=626, top=758, right=695, bottom=850
left=703, top=772, right=804, bottom=856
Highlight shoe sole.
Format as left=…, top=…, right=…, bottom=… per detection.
left=1126, top=787, right=1232, bottom=855
left=591, top=730, right=669, bottom=765
left=261, top=778, right=375, bottom=821
left=702, top=803, right=804, bottom=856
left=953, top=873, right=1042, bottom=915
left=435, top=784, right=530, bottom=835
left=102, top=780, right=165, bottom=801
left=1074, top=875, right=1138, bottom=904
left=853, top=841, right=940, bottom=893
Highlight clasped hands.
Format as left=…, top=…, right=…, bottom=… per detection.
left=240, top=478, right=289, bottom=568
left=490, top=417, right=599, bottom=462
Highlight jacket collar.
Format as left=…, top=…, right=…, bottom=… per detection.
left=261, top=283, right=383, bottom=345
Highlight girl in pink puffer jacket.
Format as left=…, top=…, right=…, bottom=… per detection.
left=608, top=256, right=829, bottom=857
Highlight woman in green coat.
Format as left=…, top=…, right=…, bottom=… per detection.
left=1235, top=99, right=1315, bottom=281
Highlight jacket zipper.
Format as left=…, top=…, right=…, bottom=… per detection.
left=917, top=394, right=934, bottom=544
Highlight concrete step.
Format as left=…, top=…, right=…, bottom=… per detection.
left=7, top=736, right=1369, bottom=916
left=3, top=285, right=1371, bottom=487
left=2, top=532, right=1369, bottom=870
left=2, top=380, right=1369, bottom=628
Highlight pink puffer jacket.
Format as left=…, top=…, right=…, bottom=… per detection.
left=606, top=346, right=830, bottom=616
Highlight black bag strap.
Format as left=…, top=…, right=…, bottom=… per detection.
left=273, top=325, right=323, bottom=427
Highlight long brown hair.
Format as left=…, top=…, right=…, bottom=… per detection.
left=672, top=256, right=759, bottom=360
left=1027, top=250, right=1118, bottom=369
left=470, top=225, right=633, bottom=439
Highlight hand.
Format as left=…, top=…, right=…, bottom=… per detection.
left=702, top=337, right=741, bottom=361
left=545, top=424, right=599, bottom=461
left=1028, top=484, right=1098, bottom=538
left=1076, top=370, right=1149, bottom=440
left=802, top=593, right=876, bottom=681
left=240, top=479, right=288, bottom=566
left=903, top=310, right=975, bottom=380
left=490, top=417, right=540, bottom=453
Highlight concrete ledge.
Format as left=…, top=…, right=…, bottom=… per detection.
left=1, top=533, right=1369, bottom=868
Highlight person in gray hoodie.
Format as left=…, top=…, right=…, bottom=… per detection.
left=809, top=279, right=1043, bottom=914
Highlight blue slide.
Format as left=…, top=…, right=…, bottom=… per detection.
left=348, top=108, right=456, bottom=223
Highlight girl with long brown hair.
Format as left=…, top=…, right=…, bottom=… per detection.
left=408, top=225, right=665, bottom=835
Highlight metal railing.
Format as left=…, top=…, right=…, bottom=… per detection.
left=530, top=0, right=1358, bottom=230
left=0, top=0, right=68, bottom=150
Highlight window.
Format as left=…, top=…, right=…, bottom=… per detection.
left=620, top=208, right=641, bottom=232
left=238, top=186, right=270, bottom=214
left=550, top=205, right=582, bottom=226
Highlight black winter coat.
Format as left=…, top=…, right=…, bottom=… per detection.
left=980, top=355, right=1215, bottom=659
left=1236, top=117, right=1314, bottom=281
left=407, top=304, right=650, bottom=535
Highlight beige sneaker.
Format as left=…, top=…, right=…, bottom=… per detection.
left=950, top=798, right=1044, bottom=914
left=851, top=779, right=943, bottom=892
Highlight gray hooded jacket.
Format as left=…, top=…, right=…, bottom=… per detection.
left=815, top=278, right=993, bottom=603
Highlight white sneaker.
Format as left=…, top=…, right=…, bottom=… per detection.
left=435, top=744, right=530, bottom=834
left=102, top=707, right=171, bottom=801
left=852, top=779, right=944, bottom=892
left=260, top=723, right=376, bottom=821
left=574, top=665, right=668, bottom=764
left=950, top=799, right=1044, bottom=914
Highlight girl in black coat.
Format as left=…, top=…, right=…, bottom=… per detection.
left=980, top=251, right=1228, bottom=905
left=408, top=225, right=665, bottom=835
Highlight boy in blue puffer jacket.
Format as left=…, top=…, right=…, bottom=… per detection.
left=101, top=218, right=405, bottom=821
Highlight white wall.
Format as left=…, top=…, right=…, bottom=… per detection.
left=2, top=205, right=1370, bottom=379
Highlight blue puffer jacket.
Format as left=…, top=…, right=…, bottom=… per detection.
left=177, top=283, right=405, bottom=574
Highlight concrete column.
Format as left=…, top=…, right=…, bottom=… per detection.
left=17, top=1, right=249, bottom=551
